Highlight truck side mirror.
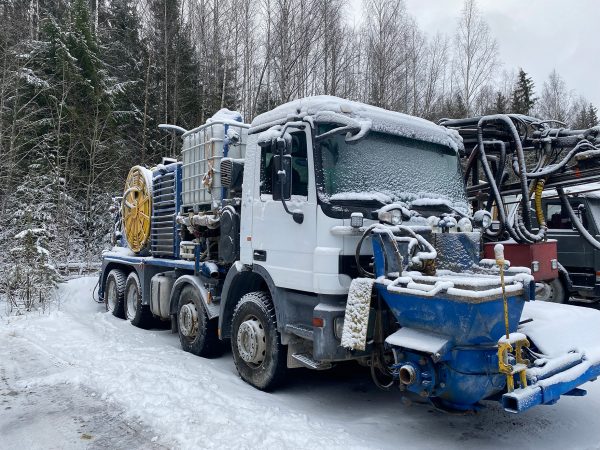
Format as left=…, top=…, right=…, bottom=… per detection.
left=276, top=136, right=288, bottom=154
left=272, top=154, right=292, bottom=201
left=270, top=135, right=303, bottom=224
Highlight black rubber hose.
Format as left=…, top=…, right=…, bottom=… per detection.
left=355, top=224, right=378, bottom=278
left=477, top=121, right=528, bottom=242
left=478, top=115, right=533, bottom=231
left=557, top=187, right=600, bottom=251
left=521, top=140, right=596, bottom=178
left=481, top=140, right=506, bottom=214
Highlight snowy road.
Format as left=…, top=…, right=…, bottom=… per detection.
left=1, top=277, right=600, bottom=449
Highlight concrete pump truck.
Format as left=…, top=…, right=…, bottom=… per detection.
left=99, top=96, right=600, bottom=413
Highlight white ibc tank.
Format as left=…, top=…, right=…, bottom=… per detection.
left=181, top=109, right=249, bottom=210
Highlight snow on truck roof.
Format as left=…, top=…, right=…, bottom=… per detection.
left=250, top=95, right=463, bottom=152
left=542, top=182, right=600, bottom=200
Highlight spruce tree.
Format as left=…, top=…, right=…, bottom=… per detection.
left=511, top=68, right=537, bottom=115
left=573, top=102, right=599, bottom=129
left=146, top=0, right=203, bottom=158
left=100, top=0, right=150, bottom=169
left=574, top=104, right=589, bottom=129
left=588, top=103, right=599, bottom=127
left=491, top=91, right=507, bottom=114
left=0, top=157, right=63, bottom=313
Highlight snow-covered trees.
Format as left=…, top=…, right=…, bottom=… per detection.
left=0, top=0, right=597, bottom=299
left=0, top=161, right=64, bottom=313
left=2, top=227, right=61, bottom=314
left=573, top=100, right=599, bottom=130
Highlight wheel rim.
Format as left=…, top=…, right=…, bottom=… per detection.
left=106, top=279, right=117, bottom=312
left=126, top=283, right=138, bottom=319
left=536, top=281, right=558, bottom=302
left=236, top=315, right=266, bottom=366
left=179, top=303, right=198, bottom=338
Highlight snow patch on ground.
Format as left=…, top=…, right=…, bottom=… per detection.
left=2, top=278, right=600, bottom=449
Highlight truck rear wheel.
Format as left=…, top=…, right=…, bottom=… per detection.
left=105, top=269, right=126, bottom=318
left=231, top=291, right=286, bottom=391
left=124, top=272, right=153, bottom=329
left=536, top=278, right=567, bottom=303
left=177, top=285, right=222, bottom=357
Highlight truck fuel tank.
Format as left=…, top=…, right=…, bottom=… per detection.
left=151, top=272, right=176, bottom=319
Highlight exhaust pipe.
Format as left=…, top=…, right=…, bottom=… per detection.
left=200, top=262, right=220, bottom=279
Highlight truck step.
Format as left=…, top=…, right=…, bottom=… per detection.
left=285, top=324, right=314, bottom=340
left=291, top=353, right=332, bottom=371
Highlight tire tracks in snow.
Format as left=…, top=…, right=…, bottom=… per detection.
left=3, top=282, right=364, bottom=449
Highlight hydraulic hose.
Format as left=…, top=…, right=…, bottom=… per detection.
left=520, top=140, right=597, bottom=179
left=534, top=179, right=547, bottom=228
left=476, top=125, right=528, bottom=242
left=355, top=224, right=378, bottom=278
left=370, top=297, right=394, bottom=390
left=478, top=115, right=533, bottom=231
left=482, top=140, right=507, bottom=216
left=557, top=187, right=600, bottom=251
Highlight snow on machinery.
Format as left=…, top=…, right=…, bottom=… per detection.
left=441, top=114, right=600, bottom=302
left=99, top=96, right=600, bottom=414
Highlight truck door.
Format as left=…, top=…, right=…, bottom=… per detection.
left=251, top=126, right=317, bottom=292
left=546, top=199, right=593, bottom=287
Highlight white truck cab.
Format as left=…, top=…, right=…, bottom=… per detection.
left=241, top=96, right=465, bottom=295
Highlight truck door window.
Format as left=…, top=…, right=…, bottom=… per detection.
left=260, top=130, right=308, bottom=197
left=546, top=201, right=587, bottom=230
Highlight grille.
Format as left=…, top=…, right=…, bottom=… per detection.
left=220, top=158, right=232, bottom=188
left=151, top=165, right=180, bottom=257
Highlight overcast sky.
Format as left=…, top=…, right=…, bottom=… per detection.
left=350, top=0, right=600, bottom=107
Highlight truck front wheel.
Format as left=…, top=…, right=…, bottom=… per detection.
left=177, top=285, right=222, bottom=357
left=124, top=272, right=153, bottom=328
left=231, top=291, right=286, bottom=391
left=105, top=269, right=126, bottom=318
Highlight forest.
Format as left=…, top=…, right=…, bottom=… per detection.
left=0, top=0, right=597, bottom=311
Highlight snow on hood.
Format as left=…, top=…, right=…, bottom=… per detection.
left=250, top=95, right=463, bottom=152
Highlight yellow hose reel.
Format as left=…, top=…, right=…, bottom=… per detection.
left=122, top=165, right=153, bottom=254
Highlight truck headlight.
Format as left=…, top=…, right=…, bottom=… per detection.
left=473, top=210, right=492, bottom=230
left=378, top=208, right=403, bottom=225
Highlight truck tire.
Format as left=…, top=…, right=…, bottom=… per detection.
left=536, top=278, right=567, bottom=303
left=124, top=272, right=153, bottom=329
left=177, top=285, right=222, bottom=357
left=105, top=269, right=126, bottom=319
left=231, top=291, right=286, bottom=391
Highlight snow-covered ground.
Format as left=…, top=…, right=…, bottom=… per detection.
left=2, top=277, right=600, bottom=449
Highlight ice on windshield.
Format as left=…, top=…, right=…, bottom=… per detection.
left=316, top=128, right=468, bottom=212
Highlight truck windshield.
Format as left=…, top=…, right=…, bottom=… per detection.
left=315, top=124, right=467, bottom=210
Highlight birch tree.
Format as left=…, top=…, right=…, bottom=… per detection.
left=454, top=0, right=498, bottom=115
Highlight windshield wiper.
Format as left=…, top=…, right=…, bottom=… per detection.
left=315, top=124, right=361, bottom=142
